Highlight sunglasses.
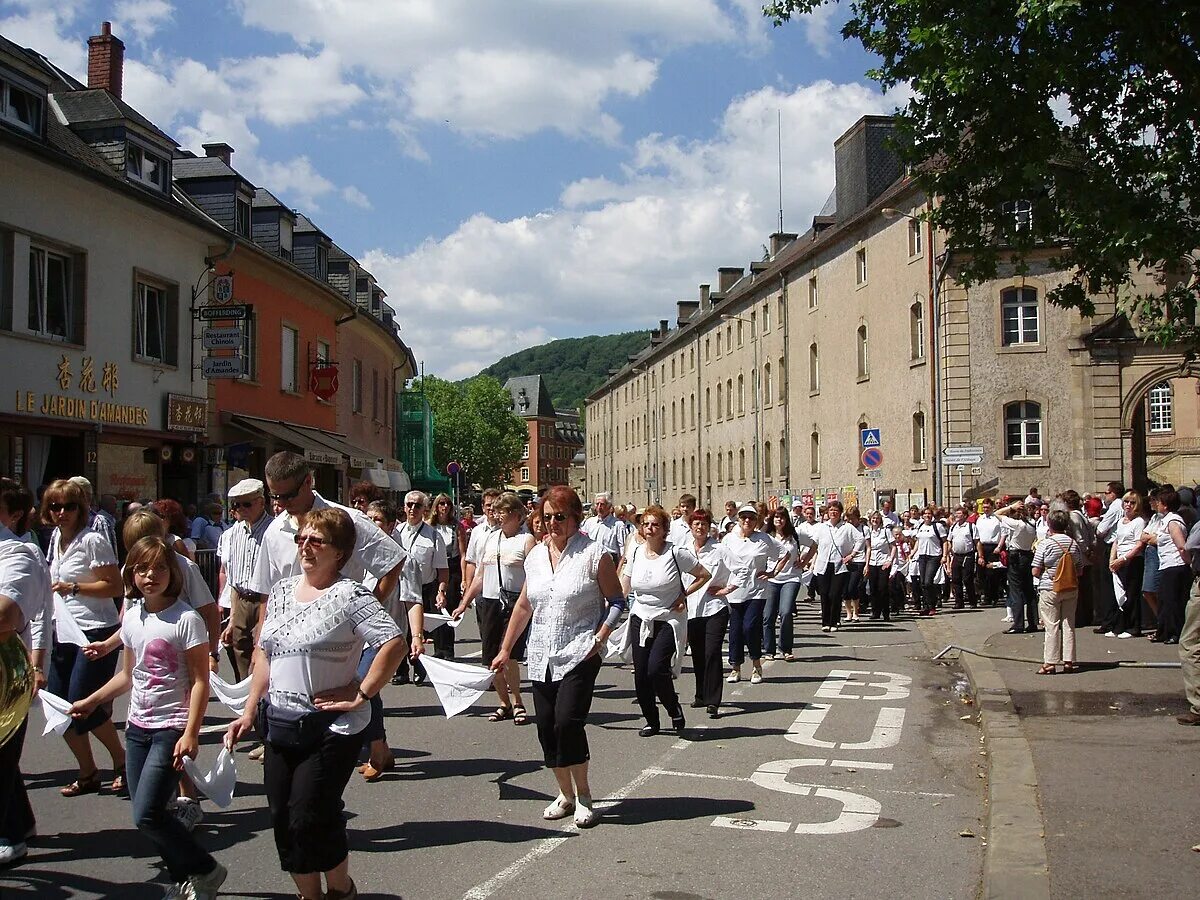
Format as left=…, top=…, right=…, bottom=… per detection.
left=230, top=500, right=256, bottom=510
left=546, top=513, right=569, bottom=522
left=293, top=533, right=329, bottom=549
left=270, top=485, right=303, bottom=503
left=405, top=501, right=425, bottom=509
left=49, top=502, right=80, bottom=513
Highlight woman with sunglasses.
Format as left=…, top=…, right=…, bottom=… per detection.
left=1104, top=490, right=1148, bottom=638
left=762, top=508, right=815, bottom=659
left=722, top=504, right=787, bottom=684
left=429, top=492, right=467, bottom=659
left=227, top=508, right=409, bottom=900
left=42, top=478, right=127, bottom=797
left=492, top=487, right=624, bottom=828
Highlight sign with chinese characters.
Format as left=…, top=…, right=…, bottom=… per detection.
left=166, top=393, right=207, bottom=433
left=13, top=355, right=149, bottom=426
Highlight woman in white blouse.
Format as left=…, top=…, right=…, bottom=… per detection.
left=842, top=507, right=870, bottom=622
left=1139, top=489, right=1191, bottom=644
left=762, top=508, right=815, bottom=658
left=42, top=478, right=126, bottom=798
left=863, top=511, right=896, bottom=621
left=722, top=505, right=785, bottom=683
left=492, top=487, right=623, bottom=829
left=1103, top=490, right=1148, bottom=638
left=620, top=505, right=710, bottom=737
left=811, top=501, right=865, bottom=632
left=684, top=509, right=733, bottom=718
left=226, top=508, right=408, bottom=900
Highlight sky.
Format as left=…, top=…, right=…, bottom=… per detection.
left=1, top=0, right=903, bottom=380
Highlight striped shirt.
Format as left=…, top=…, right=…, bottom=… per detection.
left=223, top=510, right=272, bottom=596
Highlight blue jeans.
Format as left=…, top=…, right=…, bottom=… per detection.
left=762, top=581, right=801, bottom=655
left=728, top=598, right=764, bottom=667
left=357, top=646, right=386, bottom=746
left=48, top=625, right=120, bottom=734
left=125, top=724, right=217, bottom=883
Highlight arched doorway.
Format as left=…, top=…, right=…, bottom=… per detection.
left=1127, top=374, right=1200, bottom=490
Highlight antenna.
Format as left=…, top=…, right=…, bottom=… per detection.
left=777, top=109, right=784, bottom=234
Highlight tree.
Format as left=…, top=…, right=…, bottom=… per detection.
left=764, top=1, right=1200, bottom=340
left=417, top=375, right=527, bottom=488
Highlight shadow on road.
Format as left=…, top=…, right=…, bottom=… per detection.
left=349, top=818, right=566, bottom=853
left=602, top=795, right=754, bottom=826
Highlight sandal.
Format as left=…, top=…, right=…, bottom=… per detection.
left=110, top=765, right=126, bottom=793
left=1036, top=665, right=1057, bottom=676
left=488, top=706, right=513, bottom=722
left=61, top=770, right=102, bottom=797
left=1062, top=662, right=1078, bottom=673
left=512, top=705, right=529, bottom=726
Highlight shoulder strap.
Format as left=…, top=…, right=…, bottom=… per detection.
left=669, top=546, right=685, bottom=596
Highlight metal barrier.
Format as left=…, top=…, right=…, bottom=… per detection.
left=194, top=548, right=220, bottom=597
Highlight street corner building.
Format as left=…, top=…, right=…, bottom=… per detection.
left=0, top=23, right=418, bottom=503
left=504, top=375, right=585, bottom=500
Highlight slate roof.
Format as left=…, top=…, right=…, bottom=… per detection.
left=173, top=155, right=243, bottom=180
left=52, top=89, right=176, bottom=146
left=252, top=187, right=289, bottom=209
left=504, top=376, right=555, bottom=419
left=294, top=212, right=328, bottom=238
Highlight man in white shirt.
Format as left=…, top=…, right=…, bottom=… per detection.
left=218, top=479, right=272, bottom=681
left=719, top=500, right=738, bottom=535
left=974, top=497, right=1006, bottom=608
left=880, top=499, right=900, bottom=529
left=947, top=506, right=981, bottom=609
left=463, top=488, right=502, bottom=589
left=580, top=492, right=623, bottom=560
left=668, top=494, right=698, bottom=547
left=396, top=491, right=449, bottom=656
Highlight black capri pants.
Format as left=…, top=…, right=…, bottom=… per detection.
left=630, top=615, right=682, bottom=728
left=48, top=624, right=121, bottom=735
left=531, top=652, right=602, bottom=769
left=263, top=729, right=361, bottom=874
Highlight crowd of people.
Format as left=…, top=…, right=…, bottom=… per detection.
left=2, top=466, right=1199, bottom=898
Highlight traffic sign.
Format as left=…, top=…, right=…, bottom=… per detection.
left=861, top=447, right=883, bottom=469
left=860, top=428, right=881, bottom=448
left=202, top=326, right=242, bottom=350
left=197, top=303, right=249, bottom=321
left=446, top=460, right=461, bottom=476
left=201, top=356, right=245, bottom=378
left=943, top=445, right=984, bottom=465
left=865, top=469, right=883, bottom=479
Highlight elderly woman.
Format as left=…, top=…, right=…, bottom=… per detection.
left=620, top=504, right=710, bottom=736
left=429, top=493, right=467, bottom=659
left=454, top=491, right=535, bottom=724
left=997, top=500, right=1039, bottom=633
left=1032, top=510, right=1087, bottom=674
left=492, top=487, right=624, bottom=829
left=810, top=501, right=864, bottom=633
left=722, top=504, right=785, bottom=682
left=863, top=511, right=896, bottom=621
left=226, top=509, right=408, bottom=900
left=42, top=478, right=126, bottom=797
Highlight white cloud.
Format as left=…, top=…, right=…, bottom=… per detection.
left=252, top=155, right=335, bottom=210
left=801, top=5, right=841, bottom=58
left=113, top=0, right=173, bottom=41
left=341, top=185, right=371, bottom=209
left=0, top=4, right=87, bottom=74
left=363, top=79, right=897, bottom=378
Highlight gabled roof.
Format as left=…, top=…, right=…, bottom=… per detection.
left=504, top=376, right=555, bottom=419
left=252, top=187, right=289, bottom=210
left=294, top=212, right=329, bottom=239
left=52, top=88, right=176, bottom=147
left=173, top=155, right=249, bottom=182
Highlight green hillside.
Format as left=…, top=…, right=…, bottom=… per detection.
left=477, top=330, right=653, bottom=412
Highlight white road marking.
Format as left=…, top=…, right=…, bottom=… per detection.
left=649, top=768, right=954, bottom=798
left=786, top=704, right=906, bottom=751
left=712, top=816, right=792, bottom=833
left=814, top=669, right=911, bottom=701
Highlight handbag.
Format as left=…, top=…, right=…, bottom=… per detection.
left=258, top=698, right=337, bottom=751
left=496, top=535, right=521, bottom=612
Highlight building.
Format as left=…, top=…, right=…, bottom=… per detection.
left=504, top=376, right=585, bottom=497
left=586, top=114, right=1171, bottom=510
left=0, top=26, right=225, bottom=501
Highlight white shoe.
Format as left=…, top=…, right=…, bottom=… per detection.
left=172, top=798, right=204, bottom=832
left=1117, top=631, right=1133, bottom=639
left=726, top=669, right=740, bottom=683
left=574, top=794, right=598, bottom=828
left=1002, top=614, right=1013, bottom=623
left=1104, top=631, right=1117, bottom=638
left=248, top=744, right=265, bottom=761
left=0, top=841, right=27, bottom=865
left=543, top=795, right=575, bottom=820
left=821, top=626, right=830, bottom=632
left=750, top=670, right=763, bottom=685
left=831, top=625, right=839, bottom=632
left=185, top=861, right=228, bottom=900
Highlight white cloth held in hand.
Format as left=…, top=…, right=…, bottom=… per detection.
left=38, top=690, right=73, bottom=736
left=182, top=746, right=237, bottom=808
left=1112, top=572, right=1128, bottom=610
left=209, top=671, right=253, bottom=714
left=418, top=655, right=495, bottom=718
left=605, top=619, right=630, bottom=661
left=53, top=595, right=89, bottom=646
left=422, top=612, right=463, bottom=630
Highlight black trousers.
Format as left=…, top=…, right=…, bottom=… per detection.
left=951, top=553, right=978, bottom=607
left=263, top=728, right=361, bottom=874
left=1156, top=565, right=1193, bottom=642
left=531, top=652, right=602, bottom=769
left=1007, top=549, right=1038, bottom=630
left=816, top=565, right=848, bottom=627
left=0, top=716, right=33, bottom=844
left=889, top=569, right=908, bottom=614
left=979, top=544, right=1004, bottom=606
left=866, top=567, right=890, bottom=619
left=687, top=608, right=729, bottom=707
left=630, top=615, right=682, bottom=728
left=421, top=578, right=454, bottom=659
left=1103, top=557, right=1145, bottom=635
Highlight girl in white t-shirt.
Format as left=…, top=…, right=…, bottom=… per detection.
left=70, top=536, right=225, bottom=898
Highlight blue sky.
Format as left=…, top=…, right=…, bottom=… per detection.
left=1, top=1, right=899, bottom=378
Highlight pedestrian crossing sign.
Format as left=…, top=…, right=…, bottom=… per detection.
left=861, top=428, right=881, bottom=448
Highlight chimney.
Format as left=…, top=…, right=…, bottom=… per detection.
left=718, top=266, right=743, bottom=293
left=87, top=22, right=125, bottom=98
left=676, top=300, right=699, bottom=326
left=770, top=232, right=798, bottom=256
left=659, top=319, right=670, bottom=338
left=203, top=143, right=234, bottom=166
left=749, top=260, right=769, bottom=275
left=699, top=284, right=711, bottom=310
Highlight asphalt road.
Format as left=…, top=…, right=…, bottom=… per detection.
left=3, top=603, right=984, bottom=899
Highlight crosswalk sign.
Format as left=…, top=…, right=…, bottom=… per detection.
left=861, top=428, right=881, bottom=448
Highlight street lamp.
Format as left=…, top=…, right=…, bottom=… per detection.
left=631, top=361, right=657, bottom=505
left=720, top=313, right=761, bottom=500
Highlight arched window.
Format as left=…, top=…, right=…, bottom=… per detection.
left=857, top=420, right=869, bottom=472
left=739, top=449, right=746, bottom=481
left=856, top=324, right=869, bottom=378
left=778, top=355, right=787, bottom=402
left=716, top=383, right=723, bottom=419
left=690, top=455, right=695, bottom=486
left=1004, top=401, right=1042, bottom=458
left=690, top=393, right=696, bottom=428
left=717, top=451, right=724, bottom=483
left=1001, top=287, right=1039, bottom=345
left=809, top=342, right=819, bottom=392
left=705, top=388, right=712, bottom=423
left=737, top=375, right=745, bottom=414
left=910, top=297, right=925, bottom=360
left=726, top=379, right=734, bottom=419
left=672, top=459, right=677, bottom=488
left=779, top=436, right=786, bottom=477
left=912, top=412, right=926, bottom=464
left=763, top=363, right=772, bottom=405
left=764, top=441, right=773, bottom=478
left=660, top=404, right=666, bottom=437
left=1148, top=382, right=1173, bottom=433
left=671, top=401, right=677, bottom=434
left=728, top=451, right=734, bottom=482
left=810, top=430, right=820, bottom=474
left=706, top=452, right=712, bottom=485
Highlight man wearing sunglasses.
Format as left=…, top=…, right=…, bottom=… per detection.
left=394, top=491, right=449, bottom=684
left=217, top=479, right=273, bottom=682
left=250, top=453, right=404, bottom=610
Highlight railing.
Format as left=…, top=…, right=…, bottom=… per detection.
left=193, top=548, right=220, bottom=598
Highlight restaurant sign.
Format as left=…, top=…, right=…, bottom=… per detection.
left=13, top=355, right=150, bottom=426
left=166, top=393, right=208, bottom=434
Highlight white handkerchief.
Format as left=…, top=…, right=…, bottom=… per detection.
left=38, top=690, right=73, bottom=736
left=1112, top=572, right=1128, bottom=610
left=423, top=612, right=463, bottom=630
left=53, top=595, right=89, bottom=647
left=209, top=672, right=253, bottom=714
left=605, top=619, right=630, bottom=660
left=799, top=568, right=814, bottom=587
left=182, top=747, right=237, bottom=808
left=418, top=655, right=495, bottom=718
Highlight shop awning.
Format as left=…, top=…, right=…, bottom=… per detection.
left=228, top=415, right=343, bottom=466
left=388, top=470, right=411, bottom=492
left=362, top=468, right=392, bottom=488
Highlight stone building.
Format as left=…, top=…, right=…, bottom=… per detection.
left=504, top=375, right=584, bottom=498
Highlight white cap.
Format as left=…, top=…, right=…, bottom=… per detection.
left=228, top=478, right=265, bottom=499
left=791, top=498, right=803, bottom=508
left=68, top=475, right=93, bottom=492
left=737, top=504, right=758, bottom=516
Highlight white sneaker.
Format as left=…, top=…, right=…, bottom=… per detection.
left=821, top=626, right=831, bottom=632
left=0, top=841, right=27, bottom=865
left=750, top=670, right=763, bottom=685
left=172, top=798, right=204, bottom=832
left=726, top=669, right=740, bottom=683
left=573, top=794, right=598, bottom=829
left=831, top=625, right=839, bottom=632
left=1002, top=614, right=1013, bottom=623
left=542, top=795, right=575, bottom=820
left=1117, top=632, right=1133, bottom=639
left=185, top=861, right=228, bottom=900
left=1104, top=631, right=1117, bottom=638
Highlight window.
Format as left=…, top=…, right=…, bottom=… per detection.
left=279, top=217, right=293, bottom=261
left=855, top=247, right=868, bottom=284
left=808, top=276, right=818, bottom=309
left=671, top=401, right=677, bottom=434
left=671, top=358, right=676, bottom=379
left=1148, top=382, right=1173, bottom=433
left=737, top=320, right=744, bottom=347
left=810, top=430, right=820, bottom=474
left=763, top=363, right=772, bottom=405
left=857, top=420, right=869, bottom=473
left=27, top=245, right=76, bottom=341
left=690, top=393, right=695, bottom=428
left=778, top=356, right=787, bottom=402
left=737, top=375, right=745, bottom=414
left=718, top=452, right=724, bottom=483
left=134, top=280, right=176, bottom=364
left=764, top=441, right=773, bottom=478
left=522, top=443, right=529, bottom=460
left=352, top=359, right=363, bottom=412
left=126, top=144, right=166, bottom=190
left=521, top=467, right=530, bottom=483
left=235, top=198, right=251, bottom=237
left=672, top=460, right=677, bottom=488
left=316, top=245, right=328, bottom=279
left=706, top=388, right=712, bottom=423
left=1005, top=401, right=1043, bottom=458
left=728, top=451, right=734, bottom=482
left=1001, top=287, right=1039, bottom=345
left=705, top=338, right=710, bottom=361
left=726, top=379, right=733, bottom=419
left=238, top=311, right=257, bottom=380
left=1003, top=199, right=1034, bottom=232
left=1, top=76, right=43, bottom=135
left=739, top=449, right=746, bottom=481
left=908, top=218, right=923, bottom=257
left=856, top=324, right=869, bottom=378
left=660, top=404, right=666, bottom=437
left=706, top=452, right=712, bottom=485
left=715, top=332, right=721, bottom=356
left=281, top=325, right=298, bottom=392
left=808, top=342, right=819, bottom=393
left=372, top=368, right=379, bottom=420
left=763, top=302, right=771, bottom=333
left=726, top=324, right=732, bottom=348
left=912, top=412, right=927, bottom=464
left=750, top=311, right=756, bottom=338
left=910, top=298, right=925, bottom=360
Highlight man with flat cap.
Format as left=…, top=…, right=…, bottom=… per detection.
left=218, top=478, right=273, bottom=681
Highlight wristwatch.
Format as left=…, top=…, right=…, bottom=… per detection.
left=210, top=650, right=220, bottom=660
left=70, top=582, right=79, bottom=596
left=356, top=686, right=371, bottom=702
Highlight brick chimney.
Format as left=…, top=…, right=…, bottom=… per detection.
left=203, top=143, right=234, bottom=166
left=717, top=266, right=744, bottom=293
left=87, top=22, right=124, bottom=98
left=699, top=284, right=711, bottom=310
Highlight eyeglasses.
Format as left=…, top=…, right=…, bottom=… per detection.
left=405, top=501, right=424, bottom=509
left=48, top=502, right=79, bottom=513
left=230, top=500, right=256, bottom=510
left=293, top=533, right=329, bottom=549
left=546, top=513, right=569, bottom=522
left=269, top=484, right=303, bottom=503
left=643, top=521, right=664, bottom=530
left=133, top=563, right=168, bottom=576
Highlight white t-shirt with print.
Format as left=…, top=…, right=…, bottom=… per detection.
left=51, top=527, right=119, bottom=630
left=122, top=599, right=208, bottom=731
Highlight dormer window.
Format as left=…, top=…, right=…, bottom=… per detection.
left=1, top=74, right=44, bottom=136
left=279, top=217, right=293, bottom=261
left=235, top=198, right=251, bottom=237
left=126, top=144, right=166, bottom=190
left=316, top=244, right=328, bottom=279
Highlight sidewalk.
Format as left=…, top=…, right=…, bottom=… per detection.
left=926, top=604, right=1200, bottom=899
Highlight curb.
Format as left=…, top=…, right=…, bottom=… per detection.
left=917, top=615, right=1052, bottom=900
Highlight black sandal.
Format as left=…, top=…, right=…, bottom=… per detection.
left=488, top=706, right=513, bottom=722
left=513, top=705, right=529, bottom=726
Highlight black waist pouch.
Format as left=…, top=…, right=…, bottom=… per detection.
left=258, top=699, right=338, bottom=751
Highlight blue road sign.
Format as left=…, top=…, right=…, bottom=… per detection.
left=861, top=428, right=881, bottom=448
left=861, top=447, right=883, bottom=469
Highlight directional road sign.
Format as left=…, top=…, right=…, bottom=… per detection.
left=943, top=445, right=984, bottom=465
left=861, top=428, right=881, bottom=448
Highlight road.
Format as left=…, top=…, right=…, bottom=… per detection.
left=3, top=604, right=984, bottom=899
